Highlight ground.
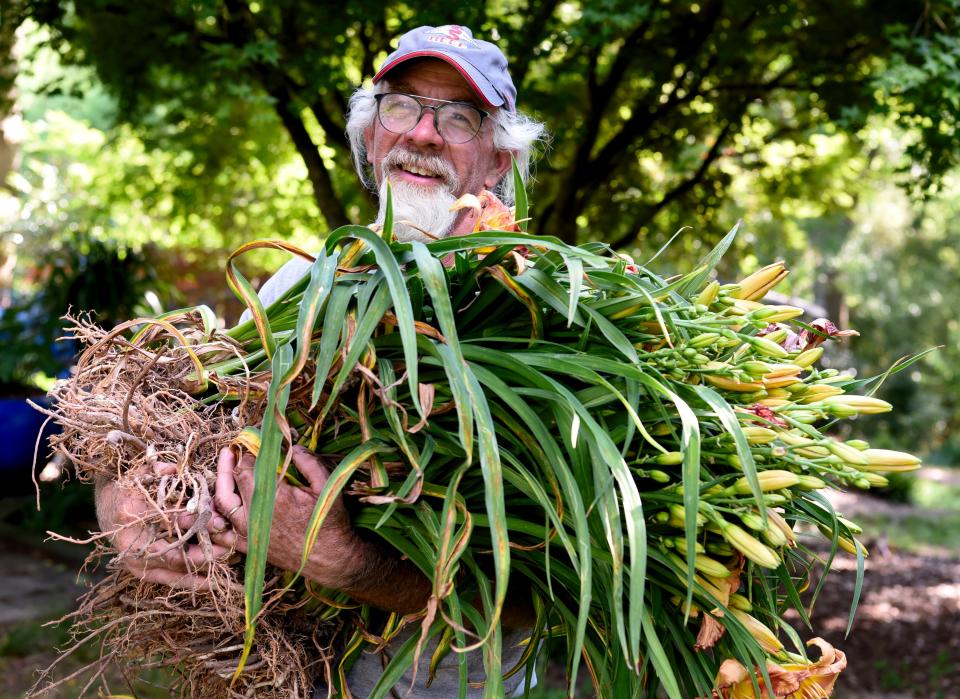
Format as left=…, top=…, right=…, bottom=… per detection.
left=1, top=469, right=958, bottom=698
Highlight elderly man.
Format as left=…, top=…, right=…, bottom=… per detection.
left=96, top=24, right=546, bottom=697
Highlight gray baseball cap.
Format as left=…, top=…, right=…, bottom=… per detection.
left=373, top=25, right=517, bottom=112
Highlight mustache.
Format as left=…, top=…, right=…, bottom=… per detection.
left=380, top=149, right=460, bottom=190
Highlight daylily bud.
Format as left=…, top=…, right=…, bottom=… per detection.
left=731, top=262, right=789, bottom=301
left=694, top=554, right=732, bottom=579
left=763, top=374, right=802, bottom=389
left=761, top=521, right=789, bottom=548
left=696, top=280, right=721, bottom=306
left=740, top=511, right=767, bottom=532
left=729, top=609, right=785, bottom=653
left=817, top=525, right=869, bottom=557
left=669, top=504, right=707, bottom=526
left=690, top=332, right=722, bottom=348
left=822, top=395, right=893, bottom=415
left=858, top=472, right=889, bottom=488
left=765, top=508, right=797, bottom=546
left=859, top=448, right=922, bottom=472
left=748, top=335, right=790, bottom=359
left=758, top=398, right=790, bottom=408
left=654, top=451, right=684, bottom=466
left=728, top=470, right=801, bottom=495
left=720, top=522, right=782, bottom=569
left=706, top=540, right=735, bottom=558
left=764, top=388, right=792, bottom=400
left=763, top=363, right=803, bottom=379
left=846, top=439, right=870, bottom=451
left=762, top=493, right=790, bottom=506
left=798, top=384, right=845, bottom=404
left=741, top=360, right=774, bottom=377
left=826, top=441, right=869, bottom=465
left=728, top=593, right=753, bottom=611
left=668, top=536, right=706, bottom=555
left=729, top=299, right=765, bottom=316
left=777, top=430, right=816, bottom=447
left=646, top=469, right=671, bottom=483
left=763, top=329, right=789, bottom=344
left=750, top=305, right=804, bottom=323
left=790, top=410, right=821, bottom=424
left=837, top=516, right=863, bottom=535
left=796, top=475, right=827, bottom=490
left=704, top=374, right=765, bottom=392
left=793, top=347, right=824, bottom=368
left=741, top=426, right=778, bottom=444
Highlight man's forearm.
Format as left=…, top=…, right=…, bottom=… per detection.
left=324, top=537, right=433, bottom=615
left=324, top=538, right=536, bottom=628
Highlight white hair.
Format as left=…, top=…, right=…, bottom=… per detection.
left=345, top=82, right=548, bottom=206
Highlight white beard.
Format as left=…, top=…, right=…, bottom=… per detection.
left=374, top=148, right=462, bottom=243
left=376, top=179, right=459, bottom=243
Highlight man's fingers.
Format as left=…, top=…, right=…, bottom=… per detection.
left=153, top=461, right=178, bottom=477
left=211, top=527, right=248, bottom=554
left=291, top=445, right=331, bottom=494
left=141, top=568, right=213, bottom=592
left=215, top=447, right=243, bottom=516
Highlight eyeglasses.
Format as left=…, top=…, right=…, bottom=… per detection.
left=374, top=92, right=489, bottom=144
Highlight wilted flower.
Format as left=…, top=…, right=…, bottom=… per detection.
left=713, top=638, right=847, bottom=698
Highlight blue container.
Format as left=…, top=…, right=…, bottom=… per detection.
left=0, top=395, right=58, bottom=474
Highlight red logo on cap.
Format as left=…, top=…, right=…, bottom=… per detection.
left=427, top=25, right=478, bottom=49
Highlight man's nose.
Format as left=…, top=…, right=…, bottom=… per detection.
left=403, top=109, right=444, bottom=149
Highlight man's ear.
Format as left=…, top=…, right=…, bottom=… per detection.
left=484, top=149, right=514, bottom=189
left=364, top=125, right=374, bottom=165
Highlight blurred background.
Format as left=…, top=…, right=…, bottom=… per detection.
left=0, top=1, right=958, bottom=697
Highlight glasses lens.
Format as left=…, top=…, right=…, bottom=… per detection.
left=437, top=103, right=483, bottom=144
left=378, top=93, right=420, bottom=134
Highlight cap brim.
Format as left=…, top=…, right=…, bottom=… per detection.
left=373, top=50, right=505, bottom=109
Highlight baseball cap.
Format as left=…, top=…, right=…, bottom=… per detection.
left=373, top=25, right=517, bottom=112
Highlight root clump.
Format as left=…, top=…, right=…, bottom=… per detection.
left=33, top=316, right=333, bottom=697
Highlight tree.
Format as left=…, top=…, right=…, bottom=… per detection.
left=20, top=1, right=960, bottom=251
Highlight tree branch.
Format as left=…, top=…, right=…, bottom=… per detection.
left=507, top=0, right=562, bottom=88
left=607, top=117, right=738, bottom=250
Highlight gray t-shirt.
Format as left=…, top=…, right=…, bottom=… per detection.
left=251, top=257, right=533, bottom=698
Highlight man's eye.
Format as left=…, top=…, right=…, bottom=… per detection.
left=445, top=107, right=478, bottom=127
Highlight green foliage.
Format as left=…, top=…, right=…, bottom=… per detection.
left=19, top=0, right=960, bottom=252
left=869, top=0, right=960, bottom=192
left=0, top=228, right=160, bottom=390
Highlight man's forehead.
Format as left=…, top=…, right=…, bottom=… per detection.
left=381, top=59, right=483, bottom=104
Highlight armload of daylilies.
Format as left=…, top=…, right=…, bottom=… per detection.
left=41, top=181, right=920, bottom=699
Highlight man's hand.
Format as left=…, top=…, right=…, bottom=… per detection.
left=212, top=445, right=432, bottom=612
left=212, top=445, right=371, bottom=589
left=94, top=468, right=235, bottom=590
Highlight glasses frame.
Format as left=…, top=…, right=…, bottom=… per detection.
left=374, top=92, right=490, bottom=144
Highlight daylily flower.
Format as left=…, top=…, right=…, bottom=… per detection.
left=799, top=318, right=859, bottom=352
left=739, top=403, right=789, bottom=428
left=615, top=252, right=641, bottom=274
left=449, top=189, right=522, bottom=232
left=713, top=638, right=847, bottom=698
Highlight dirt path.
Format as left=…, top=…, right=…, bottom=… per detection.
left=801, top=484, right=960, bottom=699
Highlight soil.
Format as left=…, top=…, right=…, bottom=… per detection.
left=2, top=482, right=958, bottom=699
left=796, top=483, right=960, bottom=699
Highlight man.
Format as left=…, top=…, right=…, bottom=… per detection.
left=95, top=24, right=547, bottom=697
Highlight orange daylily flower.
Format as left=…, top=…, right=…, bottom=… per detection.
left=713, top=638, right=847, bottom=698
left=449, top=189, right=521, bottom=232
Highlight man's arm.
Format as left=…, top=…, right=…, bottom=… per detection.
left=212, top=446, right=433, bottom=614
